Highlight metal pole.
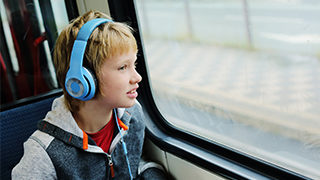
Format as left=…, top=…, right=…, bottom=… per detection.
left=140, top=0, right=150, bottom=38
left=242, top=0, right=253, bottom=48
left=184, top=0, right=193, bottom=39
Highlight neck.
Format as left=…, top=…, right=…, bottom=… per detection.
left=73, top=100, right=113, bottom=133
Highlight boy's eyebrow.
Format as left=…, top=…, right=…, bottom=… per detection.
left=125, top=56, right=137, bottom=63
left=116, top=58, right=136, bottom=66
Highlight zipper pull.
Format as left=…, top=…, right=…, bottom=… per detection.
left=110, top=162, right=115, bottom=178
left=107, top=154, right=115, bottom=178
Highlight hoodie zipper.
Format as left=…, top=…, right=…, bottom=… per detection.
left=107, top=154, right=115, bottom=178
left=105, top=129, right=127, bottom=178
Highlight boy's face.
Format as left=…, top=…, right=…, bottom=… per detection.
left=96, top=50, right=142, bottom=108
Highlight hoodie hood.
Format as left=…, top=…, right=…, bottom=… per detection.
left=43, top=95, right=126, bottom=139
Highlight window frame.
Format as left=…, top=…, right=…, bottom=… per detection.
left=1, top=0, right=311, bottom=178
left=108, top=0, right=311, bottom=179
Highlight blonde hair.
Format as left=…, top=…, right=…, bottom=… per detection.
left=53, top=10, right=137, bottom=112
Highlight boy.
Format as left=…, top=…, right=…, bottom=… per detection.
left=12, top=10, right=166, bottom=179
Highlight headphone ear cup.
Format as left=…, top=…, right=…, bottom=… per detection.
left=65, top=18, right=112, bottom=101
left=65, top=71, right=87, bottom=100
left=81, top=67, right=97, bottom=101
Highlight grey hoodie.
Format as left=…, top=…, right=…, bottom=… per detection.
left=12, top=95, right=146, bottom=180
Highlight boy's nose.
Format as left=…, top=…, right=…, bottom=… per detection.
left=130, top=69, right=142, bottom=84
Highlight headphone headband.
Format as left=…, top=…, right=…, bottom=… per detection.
left=65, top=18, right=113, bottom=101
left=77, top=18, right=113, bottom=41
left=70, top=18, right=113, bottom=74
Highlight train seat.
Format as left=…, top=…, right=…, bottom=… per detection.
left=0, top=96, right=56, bottom=180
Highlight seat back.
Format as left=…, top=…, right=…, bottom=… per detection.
left=0, top=96, right=56, bottom=180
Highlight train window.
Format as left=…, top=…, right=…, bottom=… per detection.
left=135, top=0, right=320, bottom=179
left=0, top=0, right=69, bottom=108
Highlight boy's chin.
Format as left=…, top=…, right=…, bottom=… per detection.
left=119, top=101, right=136, bottom=108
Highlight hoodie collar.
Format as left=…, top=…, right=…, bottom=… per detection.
left=43, top=95, right=127, bottom=139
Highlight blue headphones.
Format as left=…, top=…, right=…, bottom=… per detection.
left=65, top=18, right=112, bottom=101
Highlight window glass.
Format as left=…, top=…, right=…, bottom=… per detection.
left=0, top=0, right=69, bottom=107
left=135, top=0, right=320, bottom=179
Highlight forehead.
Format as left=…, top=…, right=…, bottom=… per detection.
left=106, top=50, right=137, bottom=64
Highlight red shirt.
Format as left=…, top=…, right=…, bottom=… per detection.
left=87, top=115, right=115, bottom=153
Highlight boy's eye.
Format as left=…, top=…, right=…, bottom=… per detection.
left=118, top=65, right=127, bottom=71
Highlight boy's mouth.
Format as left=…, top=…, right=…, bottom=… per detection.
left=127, top=85, right=139, bottom=94
left=128, top=89, right=136, bottom=94
left=127, top=87, right=138, bottom=98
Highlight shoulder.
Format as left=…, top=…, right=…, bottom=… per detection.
left=128, top=100, right=145, bottom=125
left=123, top=100, right=145, bottom=132
left=128, top=100, right=143, bottom=116
left=134, top=99, right=142, bottom=109
left=12, top=131, right=56, bottom=179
